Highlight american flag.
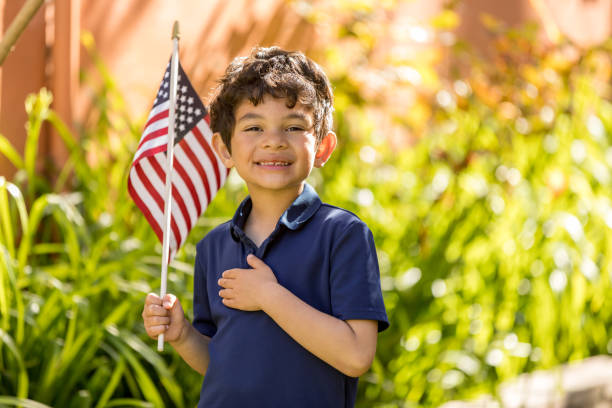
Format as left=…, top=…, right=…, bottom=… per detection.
left=128, top=59, right=229, bottom=258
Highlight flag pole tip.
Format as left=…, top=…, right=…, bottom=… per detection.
left=172, top=21, right=180, bottom=40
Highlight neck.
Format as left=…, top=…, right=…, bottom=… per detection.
left=244, top=183, right=304, bottom=246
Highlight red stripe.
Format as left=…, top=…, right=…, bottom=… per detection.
left=173, top=154, right=203, bottom=215
left=144, top=109, right=169, bottom=130
left=135, top=162, right=164, bottom=212
left=134, top=160, right=181, bottom=251
left=127, top=168, right=163, bottom=242
left=148, top=155, right=166, bottom=182
left=172, top=183, right=193, bottom=231
left=179, top=137, right=211, bottom=206
left=136, top=144, right=167, bottom=161
left=150, top=155, right=194, bottom=232
left=137, top=126, right=168, bottom=150
left=192, top=125, right=221, bottom=189
left=204, top=113, right=211, bottom=126
left=169, top=209, right=182, bottom=251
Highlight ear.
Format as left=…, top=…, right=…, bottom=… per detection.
left=212, top=132, right=234, bottom=168
left=314, top=131, right=337, bottom=168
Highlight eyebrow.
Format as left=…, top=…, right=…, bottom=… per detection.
left=236, top=112, right=312, bottom=123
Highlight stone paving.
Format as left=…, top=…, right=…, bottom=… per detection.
left=440, top=356, right=612, bottom=408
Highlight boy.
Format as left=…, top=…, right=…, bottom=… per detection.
left=142, top=46, right=388, bottom=407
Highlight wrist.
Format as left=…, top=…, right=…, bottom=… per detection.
left=169, top=318, right=191, bottom=348
left=258, top=281, right=284, bottom=313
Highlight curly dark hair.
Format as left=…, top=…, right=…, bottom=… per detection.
left=209, top=46, right=334, bottom=152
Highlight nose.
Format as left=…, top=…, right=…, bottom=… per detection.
left=261, top=129, right=287, bottom=149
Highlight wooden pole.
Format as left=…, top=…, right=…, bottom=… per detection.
left=0, top=0, right=45, bottom=66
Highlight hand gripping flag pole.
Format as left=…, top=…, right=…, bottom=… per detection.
left=158, top=21, right=180, bottom=351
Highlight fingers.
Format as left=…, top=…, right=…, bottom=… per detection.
left=143, top=292, right=182, bottom=340
left=218, top=288, right=233, bottom=299
left=217, top=277, right=234, bottom=288
left=246, top=254, right=265, bottom=269
left=145, top=323, right=169, bottom=338
left=142, top=306, right=171, bottom=339
left=222, top=269, right=238, bottom=279
left=145, top=292, right=162, bottom=306
left=142, top=303, right=167, bottom=317
left=146, top=315, right=171, bottom=326
left=221, top=298, right=236, bottom=308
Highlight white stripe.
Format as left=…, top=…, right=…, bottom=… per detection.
left=128, top=165, right=163, bottom=234
left=185, top=128, right=220, bottom=193
left=171, top=145, right=206, bottom=221
left=153, top=153, right=199, bottom=231
left=146, top=100, right=170, bottom=122
left=134, top=135, right=168, bottom=162
left=135, top=157, right=179, bottom=252
left=172, top=204, right=188, bottom=248
left=142, top=155, right=188, bottom=248
left=174, top=142, right=209, bottom=208
left=141, top=117, right=168, bottom=140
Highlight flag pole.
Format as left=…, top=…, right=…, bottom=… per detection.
left=158, top=21, right=180, bottom=352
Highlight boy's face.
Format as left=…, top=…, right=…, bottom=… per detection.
left=212, top=95, right=335, bottom=196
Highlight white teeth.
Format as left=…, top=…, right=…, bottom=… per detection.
left=258, top=161, right=290, bottom=166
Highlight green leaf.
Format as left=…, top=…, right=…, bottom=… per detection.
left=0, top=397, right=52, bottom=408
left=0, top=133, right=24, bottom=169
left=430, top=10, right=460, bottom=30
left=0, top=328, right=28, bottom=398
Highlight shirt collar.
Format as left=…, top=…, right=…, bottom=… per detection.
left=230, top=183, right=322, bottom=241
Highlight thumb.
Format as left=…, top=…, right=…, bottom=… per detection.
left=162, top=293, right=178, bottom=310
left=246, top=254, right=266, bottom=269
left=163, top=294, right=184, bottom=319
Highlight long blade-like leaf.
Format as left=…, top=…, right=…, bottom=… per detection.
left=0, top=133, right=24, bottom=169
left=0, top=328, right=28, bottom=398
left=0, top=397, right=52, bottom=408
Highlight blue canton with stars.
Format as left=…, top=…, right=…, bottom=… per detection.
left=154, top=60, right=208, bottom=144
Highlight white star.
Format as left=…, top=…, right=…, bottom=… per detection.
left=154, top=98, right=158, bottom=104
left=163, top=91, right=168, bottom=98
left=181, top=85, right=187, bottom=93
left=195, top=108, right=202, bottom=116
left=187, top=97, right=194, bottom=105
left=180, top=95, right=186, bottom=103
left=179, top=124, right=186, bottom=131
left=180, top=114, right=186, bottom=121
left=158, top=89, right=163, bottom=96
left=164, top=71, right=169, bottom=78
left=187, top=116, right=193, bottom=123
left=180, top=105, right=186, bottom=112
left=163, top=81, right=169, bottom=89
left=187, top=107, right=193, bottom=114
left=178, top=75, right=182, bottom=82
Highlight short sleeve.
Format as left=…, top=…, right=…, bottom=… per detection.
left=192, top=245, right=217, bottom=337
left=330, top=220, right=389, bottom=332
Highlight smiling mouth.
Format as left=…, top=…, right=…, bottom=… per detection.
left=256, top=161, right=292, bottom=166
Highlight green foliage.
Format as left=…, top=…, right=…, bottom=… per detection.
left=0, top=44, right=246, bottom=404
left=310, top=3, right=612, bottom=407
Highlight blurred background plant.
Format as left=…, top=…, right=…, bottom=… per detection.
left=1, top=0, right=612, bottom=407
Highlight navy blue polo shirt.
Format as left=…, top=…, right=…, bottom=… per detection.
left=193, top=183, right=389, bottom=408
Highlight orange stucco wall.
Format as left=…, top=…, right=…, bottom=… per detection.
left=0, top=0, right=610, bottom=178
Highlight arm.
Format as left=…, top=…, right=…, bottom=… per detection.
left=142, top=293, right=211, bottom=375
left=218, top=255, right=378, bottom=377
left=169, top=320, right=211, bottom=376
